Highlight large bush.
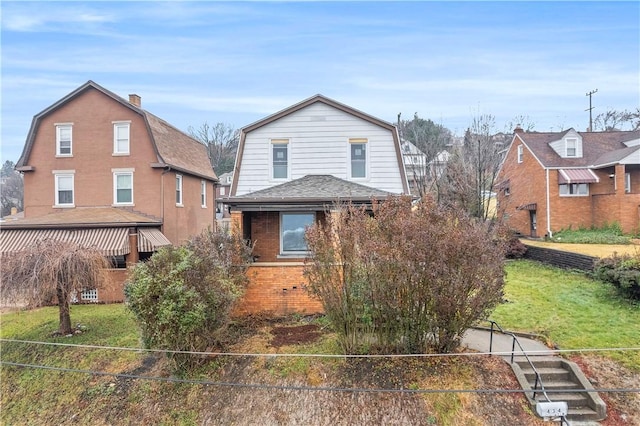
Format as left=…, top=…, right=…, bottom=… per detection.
left=125, top=228, right=253, bottom=370
left=593, top=252, right=640, bottom=300
left=305, top=197, right=505, bottom=354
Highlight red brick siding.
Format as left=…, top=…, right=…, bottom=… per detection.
left=233, top=264, right=323, bottom=316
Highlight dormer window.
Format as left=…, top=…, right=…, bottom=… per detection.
left=566, top=138, right=577, bottom=157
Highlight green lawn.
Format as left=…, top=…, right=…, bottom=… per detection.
left=491, top=260, right=640, bottom=370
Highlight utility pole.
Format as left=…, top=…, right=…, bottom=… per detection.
left=585, top=89, right=598, bottom=132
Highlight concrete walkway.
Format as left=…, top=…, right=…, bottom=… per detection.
left=462, top=327, right=553, bottom=357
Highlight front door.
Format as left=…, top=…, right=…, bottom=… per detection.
left=529, top=210, right=537, bottom=238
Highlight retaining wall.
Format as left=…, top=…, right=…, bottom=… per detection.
left=523, top=244, right=596, bottom=272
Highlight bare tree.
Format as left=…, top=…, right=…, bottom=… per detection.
left=1, top=239, right=111, bottom=335
left=1, top=160, right=23, bottom=217
left=440, top=114, right=503, bottom=220
left=594, top=108, right=640, bottom=131
left=188, top=122, right=239, bottom=175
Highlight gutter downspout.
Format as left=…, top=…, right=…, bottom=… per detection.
left=545, top=168, right=552, bottom=238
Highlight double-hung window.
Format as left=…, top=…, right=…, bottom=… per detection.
left=201, top=180, right=207, bottom=207
left=350, top=138, right=367, bottom=178
left=517, top=145, right=523, bottom=163
left=113, top=122, right=130, bottom=155
left=566, top=138, right=577, bottom=157
left=559, top=183, right=588, bottom=196
left=280, top=212, right=315, bottom=255
left=53, top=171, right=75, bottom=206
left=272, top=139, right=289, bottom=179
left=56, top=124, right=73, bottom=156
left=113, top=169, right=134, bottom=205
left=176, top=175, right=183, bottom=205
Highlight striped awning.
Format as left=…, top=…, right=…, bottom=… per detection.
left=558, top=169, right=599, bottom=184
left=0, top=227, right=130, bottom=256
left=138, top=228, right=172, bottom=252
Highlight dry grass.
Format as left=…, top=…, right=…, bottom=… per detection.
left=522, top=239, right=640, bottom=258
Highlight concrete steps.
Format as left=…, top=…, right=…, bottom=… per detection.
left=511, top=356, right=606, bottom=422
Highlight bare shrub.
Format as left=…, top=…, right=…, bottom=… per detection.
left=305, top=197, right=505, bottom=354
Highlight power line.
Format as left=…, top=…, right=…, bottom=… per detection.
left=2, top=361, right=639, bottom=395
left=2, top=338, right=639, bottom=358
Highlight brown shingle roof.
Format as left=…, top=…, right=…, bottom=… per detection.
left=17, top=81, right=216, bottom=181
left=518, top=129, right=640, bottom=168
left=0, top=207, right=161, bottom=229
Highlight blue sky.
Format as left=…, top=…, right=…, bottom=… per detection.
left=2, top=1, right=639, bottom=163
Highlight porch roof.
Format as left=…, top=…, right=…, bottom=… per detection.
left=0, top=227, right=131, bottom=256
left=224, top=175, right=401, bottom=211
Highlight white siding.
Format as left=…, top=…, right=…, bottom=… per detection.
left=235, top=103, right=405, bottom=195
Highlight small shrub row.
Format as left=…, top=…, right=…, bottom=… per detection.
left=593, top=253, right=640, bottom=300
left=551, top=223, right=632, bottom=244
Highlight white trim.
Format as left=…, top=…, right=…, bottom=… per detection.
left=54, top=172, right=75, bottom=207
left=113, top=122, right=130, bottom=155
left=348, top=138, right=368, bottom=180
left=113, top=170, right=134, bottom=205
left=517, top=145, right=523, bottom=163
left=270, top=139, right=289, bottom=181
left=279, top=212, right=315, bottom=256
left=175, top=174, right=183, bottom=206
left=55, top=123, right=73, bottom=157
left=200, top=180, right=207, bottom=208
left=625, top=173, right=631, bottom=193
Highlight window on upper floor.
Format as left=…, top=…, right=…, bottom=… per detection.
left=113, top=169, right=134, bottom=205
left=517, top=145, right=523, bottom=163
left=113, top=122, right=130, bottom=155
left=626, top=173, right=631, bottom=193
left=271, top=139, right=289, bottom=179
left=280, top=212, right=315, bottom=255
left=350, top=138, right=367, bottom=178
left=54, top=172, right=75, bottom=206
left=56, top=124, right=73, bottom=156
left=559, top=183, right=588, bottom=196
left=566, top=138, right=577, bottom=157
left=176, top=174, right=183, bottom=205
left=201, top=180, right=207, bottom=207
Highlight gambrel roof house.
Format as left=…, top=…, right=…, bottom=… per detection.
left=1, top=81, right=217, bottom=303
left=224, top=94, right=410, bottom=315
left=496, top=127, right=640, bottom=238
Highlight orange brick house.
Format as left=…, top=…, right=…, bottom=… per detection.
left=224, top=95, right=411, bottom=316
left=496, top=127, right=640, bottom=238
left=1, top=81, right=217, bottom=302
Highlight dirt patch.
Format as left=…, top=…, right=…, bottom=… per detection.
left=270, top=324, right=322, bottom=348
left=571, top=355, right=640, bottom=426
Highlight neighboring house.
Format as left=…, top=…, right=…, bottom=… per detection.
left=1, top=80, right=217, bottom=302
left=401, top=140, right=450, bottom=195
left=224, top=94, right=410, bottom=316
left=496, top=126, right=640, bottom=238
left=215, top=171, right=233, bottom=229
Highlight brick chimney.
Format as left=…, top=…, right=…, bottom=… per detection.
left=128, top=94, right=141, bottom=107
left=514, top=124, right=524, bottom=134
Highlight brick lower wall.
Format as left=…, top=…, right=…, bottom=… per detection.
left=233, top=263, right=324, bottom=317
left=523, top=244, right=596, bottom=272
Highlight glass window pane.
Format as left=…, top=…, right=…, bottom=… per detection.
left=59, top=190, right=73, bottom=204
left=351, top=144, right=366, bottom=178
left=117, top=189, right=132, bottom=203
left=58, top=176, right=72, bottom=190
left=273, top=145, right=287, bottom=179
left=281, top=213, right=314, bottom=252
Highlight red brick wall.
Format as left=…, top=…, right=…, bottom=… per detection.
left=233, top=264, right=324, bottom=316
left=497, top=137, right=640, bottom=236
left=497, top=137, right=548, bottom=236
left=21, top=86, right=215, bottom=244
